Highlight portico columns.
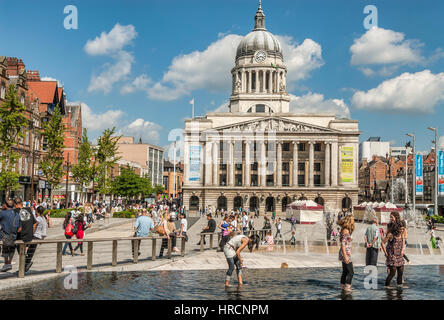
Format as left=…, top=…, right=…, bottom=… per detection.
left=292, top=142, right=298, bottom=186
left=260, top=141, right=266, bottom=187
left=228, top=140, right=234, bottom=186
left=331, top=141, right=339, bottom=187
left=248, top=72, right=252, bottom=93
left=325, top=142, right=331, bottom=186
left=205, top=142, right=212, bottom=186
left=309, top=141, right=314, bottom=187
left=255, top=70, right=259, bottom=93
left=212, top=141, right=219, bottom=186
left=277, top=141, right=282, bottom=186
left=245, top=141, right=251, bottom=186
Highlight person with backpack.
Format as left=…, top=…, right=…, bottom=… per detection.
left=62, top=212, right=74, bottom=256
left=73, top=214, right=89, bottom=256
left=14, top=197, right=37, bottom=272
left=0, top=198, right=22, bottom=272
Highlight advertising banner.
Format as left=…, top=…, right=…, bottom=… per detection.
left=439, top=150, right=444, bottom=196
left=416, top=154, right=423, bottom=196
left=341, top=146, right=354, bottom=183
left=189, top=145, right=201, bottom=182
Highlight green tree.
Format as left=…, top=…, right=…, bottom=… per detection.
left=140, top=174, right=153, bottom=200
left=0, top=85, right=28, bottom=198
left=40, top=105, right=65, bottom=206
left=72, top=128, right=93, bottom=203
left=153, top=184, right=165, bottom=201
left=96, top=127, right=121, bottom=200
left=112, top=166, right=143, bottom=202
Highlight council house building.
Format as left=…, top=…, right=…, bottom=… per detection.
left=182, top=2, right=360, bottom=215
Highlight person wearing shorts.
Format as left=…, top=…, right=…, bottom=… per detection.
left=223, top=233, right=251, bottom=287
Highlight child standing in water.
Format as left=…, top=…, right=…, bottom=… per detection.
left=338, top=215, right=355, bottom=292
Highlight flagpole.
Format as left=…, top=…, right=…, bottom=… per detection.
left=192, top=100, right=195, bottom=118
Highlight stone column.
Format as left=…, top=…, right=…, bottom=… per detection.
left=276, top=71, right=280, bottom=93
left=277, top=141, right=282, bottom=186
left=331, top=141, right=339, bottom=187
left=268, top=71, right=272, bottom=94
left=292, top=142, right=298, bottom=186
left=325, top=142, right=330, bottom=187
left=255, top=70, right=259, bottom=93
left=262, top=70, right=266, bottom=93
left=309, top=141, right=314, bottom=187
left=228, top=140, right=234, bottom=186
left=212, top=141, right=219, bottom=186
left=205, top=142, right=212, bottom=186
left=248, top=71, right=252, bottom=93
left=245, top=141, right=251, bottom=186
left=183, top=139, right=189, bottom=184
left=260, top=141, right=266, bottom=187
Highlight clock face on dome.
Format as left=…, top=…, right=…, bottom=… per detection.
left=255, top=50, right=267, bottom=63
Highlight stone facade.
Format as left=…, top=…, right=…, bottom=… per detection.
left=182, top=4, right=360, bottom=214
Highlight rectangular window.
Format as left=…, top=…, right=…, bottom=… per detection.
left=235, top=174, right=242, bottom=186
left=251, top=174, right=258, bottom=186
left=314, top=143, right=322, bottom=152
left=298, top=143, right=306, bottom=152
left=314, top=175, right=321, bottom=186
left=282, top=174, right=289, bottom=186
left=219, top=174, right=227, bottom=186
left=219, top=164, right=227, bottom=171
left=282, top=162, right=289, bottom=171
left=298, top=175, right=305, bottom=186
left=235, top=163, right=242, bottom=171
left=251, top=162, right=258, bottom=171
left=266, top=174, right=274, bottom=186
left=314, top=162, right=321, bottom=172
left=298, top=162, right=305, bottom=171
left=283, top=143, right=290, bottom=152
left=256, top=104, right=265, bottom=113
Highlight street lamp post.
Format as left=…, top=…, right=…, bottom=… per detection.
left=407, top=134, right=416, bottom=215
left=428, top=127, right=438, bottom=216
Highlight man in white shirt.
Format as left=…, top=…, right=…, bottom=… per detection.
left=242, top=212, right=249, bottom=235
left=179, top=213, right=188, bottom=241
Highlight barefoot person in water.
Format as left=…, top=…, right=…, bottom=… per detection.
left=223, top=232, right=252, bottom=287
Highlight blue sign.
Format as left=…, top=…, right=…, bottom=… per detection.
left=439, top=150, right=444, bottom=196
left=189, top=145, right=201, bottom=182
left=416, top=154, right=423, bottom=196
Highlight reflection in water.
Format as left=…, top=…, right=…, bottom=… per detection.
left=0, top=266, right=442, bottom=300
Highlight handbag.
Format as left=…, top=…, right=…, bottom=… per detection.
left=156, top=225, right=166, bottom=236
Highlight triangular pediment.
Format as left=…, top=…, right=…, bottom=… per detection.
left=208, top=117, right=339, bottom=134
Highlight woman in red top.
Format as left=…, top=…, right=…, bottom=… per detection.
left=73, top=214, right=88, bottom=256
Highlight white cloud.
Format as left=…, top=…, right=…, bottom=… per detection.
left=85, top=24, right=137, bottom=94
left=350, top=27, right=424, bottom=76
left=88, top=51, right=134, bottom=94
left=289, top=93, right=350, bottom=118
left=351, top=70, right=444, bottom=113
left=147, top=34, right=323, bottom=101
left=276, top=36, right=324, bottom=83
left=40, top=76, right=64, bottom=87
left=79, top=102, right=125, bottom=132
left=85, top=24, right=137, bottom=56
left=120, top=74, right=152, bottom=95
left=213, top=101, right=230, bottom=113
left=439, top=136, right=444, bottom=150
left=117, top=118, right=162, bottom=144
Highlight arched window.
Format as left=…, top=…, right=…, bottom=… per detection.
left=342, top=197, right=352, bottom=211
left=266, top=197, right=275, bottom=212
left=217, top=196, right=227, bottom=211
left=233, top=196, right=243, bottom=211
left=282, top=196, right=291, bottom=212
left=189, top=196, right=199, bottom=211
left=314, top=196, right=324, bottom=206
left=249, top=196, right=259, bottom=211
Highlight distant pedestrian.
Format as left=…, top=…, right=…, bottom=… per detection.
left=62, top=212, right=74, bottom=256
left=364, top=217, right=381, bottom=266
left=26, top=205, right=47, bottom=271
left=73, top=214, right=88, bottom=256
left=0, top=199, right=21, bottom=272
left=275, top=218, right=282, bottom=239
left=179, top=212, right=188, bottom=242
left=381, top=212, right=405, bottom=287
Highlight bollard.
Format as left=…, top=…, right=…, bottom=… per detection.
left=200, top=235, right=204, bottom=252
left=152, top=238, right=156, bottom=261
left=87, top=242, right=93, bottom=270
left=56, top=242, right=63, bottom=273
left=181, top=237, right=185, bottom=257
left=133, top=239, right=139, bottom=264
left=18, top=243, right=25, bottom=278
left=210, top=234, right=214, bottom=250
left=112, top=240, right=117, bottom=266
left=167, top=237, right=172, bottom=259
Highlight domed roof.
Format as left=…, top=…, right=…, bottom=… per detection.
left=236, top=1, right=282, bottom=59
left=236, top=30, right=282, bottom=59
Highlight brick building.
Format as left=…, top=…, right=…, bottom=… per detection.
left=163, top=160, right=183, bottom=200
left=0, top=57, right=42, bottom=202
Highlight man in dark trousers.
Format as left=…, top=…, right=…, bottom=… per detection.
left=0, top=198, right=21, bottom=272
left=197, top=214, right=216, bottom=245
left=15, top=197, right=38, bottom=272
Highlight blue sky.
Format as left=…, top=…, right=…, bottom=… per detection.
left=1, top=0, right=443, bottom=153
